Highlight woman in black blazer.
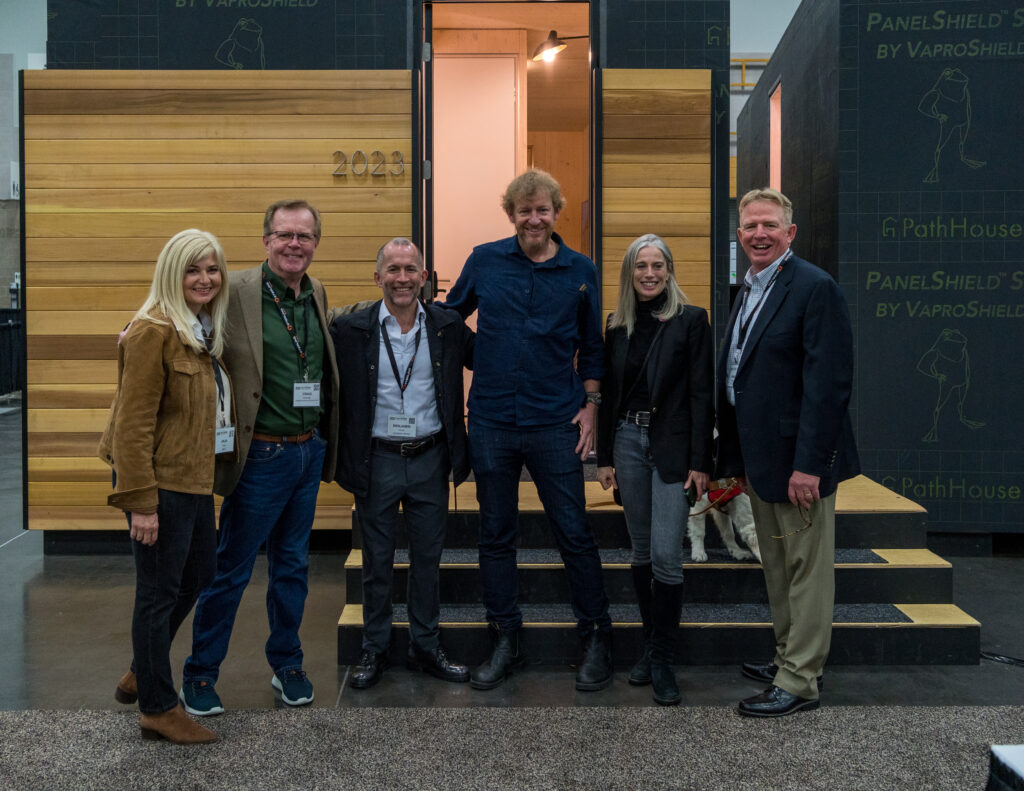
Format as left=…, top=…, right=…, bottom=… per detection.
left=596, top=233, right=714, bottom=706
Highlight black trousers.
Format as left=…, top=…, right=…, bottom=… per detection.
left=130, top=489, right=216, bottom=713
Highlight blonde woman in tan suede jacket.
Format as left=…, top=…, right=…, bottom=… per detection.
left=98, top=229, right=235, bottom=745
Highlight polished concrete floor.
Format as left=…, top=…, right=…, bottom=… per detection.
left=3, top=403, right=1024, bottom=713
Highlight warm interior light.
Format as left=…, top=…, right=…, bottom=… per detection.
left=532, top=30, right=567, bottom=62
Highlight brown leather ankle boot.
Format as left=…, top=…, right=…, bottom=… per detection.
left=115, top=670, right=138, bottom=704
left=139, top=704, right=218, bottom=744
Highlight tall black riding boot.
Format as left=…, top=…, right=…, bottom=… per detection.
left=470, top=623, right=524, bottom=690
left=650, top=579, right=684, bottom=706
left=629, top=564, right=653, bottom=686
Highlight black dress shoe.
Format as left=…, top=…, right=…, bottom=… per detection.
left=737, top=685, right=820, bottom=718
left=350, top=650, right=388, bottom=689
left=406, top=645, right=470, bottom=683
left=741, top=661, right=823, bottom=690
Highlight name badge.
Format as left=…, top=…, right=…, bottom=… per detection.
left=293, top=381, right=320, bottom=408
left=215, top=426, right=235, bottom=454
left=387, top=414, right=417, bottom=438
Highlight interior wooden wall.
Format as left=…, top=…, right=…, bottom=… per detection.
left=601, top=69, right=711, bottom=320
left=528, top=130, right=590, bottom=257
left=22, top=70, right=412, bottom=532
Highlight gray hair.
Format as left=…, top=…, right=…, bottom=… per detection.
left=376, top=237, right=423, bottom=272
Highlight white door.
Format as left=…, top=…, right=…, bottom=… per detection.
left=432, top=54, right=520, bottom=297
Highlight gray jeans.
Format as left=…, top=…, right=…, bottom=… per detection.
left=612, top=421, right=687, bottom=585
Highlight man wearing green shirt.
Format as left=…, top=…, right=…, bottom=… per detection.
left=181, top=199, right=340, bottom=715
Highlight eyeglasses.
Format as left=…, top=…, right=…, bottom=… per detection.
left=268, top=230, right=317, bottom=245
left=771, top=503, right=814, bottom=539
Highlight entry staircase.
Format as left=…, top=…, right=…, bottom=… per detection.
left=337, top=475, right=979, bottom=667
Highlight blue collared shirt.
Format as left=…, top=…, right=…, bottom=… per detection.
left=726, top=250, right=790, bottom=405
left=444, top=232, right=604, bottom=428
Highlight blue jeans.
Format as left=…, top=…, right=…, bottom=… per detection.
left=612, top=421, right=687, bottom=585
left=131, top=490, right=216, bottom=713
left=184, top=433, right=326, bottom=683
left=470, top=420, right=611, bottom=635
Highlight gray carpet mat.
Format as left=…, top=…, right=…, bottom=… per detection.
left=415, top=602, right=911, bottom=624
left=2, top=706, right=1021, bottom=790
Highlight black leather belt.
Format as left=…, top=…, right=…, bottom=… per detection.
left=620, top=410, right=652, bottom=427
left=371, top=431, right=444, bottom=458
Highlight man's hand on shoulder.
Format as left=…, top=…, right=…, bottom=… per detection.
left=328, top=299, right=377, bottom=323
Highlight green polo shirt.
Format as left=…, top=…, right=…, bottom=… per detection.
left=254, top=261, right=325, bottom=435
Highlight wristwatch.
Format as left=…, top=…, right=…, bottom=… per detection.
left=585, top=391, right=602, bottom=406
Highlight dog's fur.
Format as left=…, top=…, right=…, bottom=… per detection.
left=687, top=491, right=761, bottom=563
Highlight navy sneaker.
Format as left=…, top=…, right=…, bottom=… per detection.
left=272, top=669, right=314, bottom=706
left=179, top=679, right=224, bottom=716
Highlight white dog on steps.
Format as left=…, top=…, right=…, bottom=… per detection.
left=687, top=491, right=761, bottom=563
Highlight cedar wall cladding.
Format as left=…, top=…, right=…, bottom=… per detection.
left=23, top=69, right=412, bottom=530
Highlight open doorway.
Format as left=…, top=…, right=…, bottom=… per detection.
left=427, top=1, right=592, bottom=299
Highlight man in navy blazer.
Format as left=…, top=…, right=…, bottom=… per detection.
left=716, top=188, right=859, bottom=717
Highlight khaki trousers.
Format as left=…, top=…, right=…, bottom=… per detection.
left=748, top=488, right=836, bottom=700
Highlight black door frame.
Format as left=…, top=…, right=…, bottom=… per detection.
left=413, top=1, right=599, bottom=300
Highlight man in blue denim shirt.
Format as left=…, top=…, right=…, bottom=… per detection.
left=445, top=170, right=613, bottom=691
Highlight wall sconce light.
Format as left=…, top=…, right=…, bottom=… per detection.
left=531, top=30, right=588, bottom=62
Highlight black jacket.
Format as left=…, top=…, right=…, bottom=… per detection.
left=329, top=301, right=473, bottom=498
left=715, top=254, right=859, bottom=502
left=597, top=304, right=714, bottom=482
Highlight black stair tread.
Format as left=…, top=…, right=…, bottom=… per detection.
left=380, top=547, right=890, bottom=565
left=374, top=602, right=913, bottom=624
left=448, top=476, right=924, bottom=515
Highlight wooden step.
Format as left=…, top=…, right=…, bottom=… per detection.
left=352, top=475, right=929, bottom=551
left=337, top=602, right=979, bottom=666
left=342, top=548, right=953, bottom=605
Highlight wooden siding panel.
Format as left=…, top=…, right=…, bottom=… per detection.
left=23, top=69, right=409, bottom=91
left=601, top=70, right=710, bottom=91
left=24, top=70, right=412, bottom=529
left=601, top=70, right=711, bottom=312
left=25, top=187, right=411, bottom=213
left=24, top=164, right=410, bottom=190
left=24, top=114, right=411, bottom=140
left=25, top=140, right=412, bottom=166
left=602, top=137, right=711, bottom=164
left=24, top=89, right=409, bottom=116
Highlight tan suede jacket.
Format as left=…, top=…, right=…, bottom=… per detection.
left=98, top=312, right=236, bottom=514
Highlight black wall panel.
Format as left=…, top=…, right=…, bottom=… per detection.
left=737, top=0, right=1024, bottom=535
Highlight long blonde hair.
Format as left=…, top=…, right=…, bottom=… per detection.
left=607, top=234, right=688, bottom=336
left=135, top=229, right=229, bottom=357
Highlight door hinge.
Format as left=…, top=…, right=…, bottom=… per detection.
left=422, top=160, right=432, bottom=179
left=423, top=42, right=431, bottom=62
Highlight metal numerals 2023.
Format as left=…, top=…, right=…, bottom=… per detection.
left=332, top=149, right=405, bottom=177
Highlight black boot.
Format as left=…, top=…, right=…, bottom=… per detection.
left=576, top=629, right=613, bottom=691
left=629, top=564, right=653, bottom=686
left=470, top=624, right=524, bottom=690
left=650, top=579, right=684, bottom=706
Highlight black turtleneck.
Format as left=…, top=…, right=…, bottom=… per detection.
left=621, top=290, right=668, bottom=412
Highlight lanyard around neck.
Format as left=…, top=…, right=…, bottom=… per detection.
left=737, top=252, right=789, bottom=349
left=380, top=315, right=422, bottom=411
left=263, top=274, right=311, bottom=381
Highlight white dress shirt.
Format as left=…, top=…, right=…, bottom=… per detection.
left=372, top=301, right=442, bottom=440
